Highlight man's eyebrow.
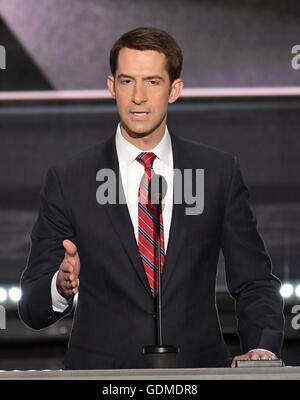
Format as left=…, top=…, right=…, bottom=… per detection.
left=117, top=74, right=133, bottom=80
left=144, top=75, right=164, bottom=80
left=117, top=74, right=164, bottom=80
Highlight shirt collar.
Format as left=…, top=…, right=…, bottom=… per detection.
left=115, top=122, right=171, bottom=167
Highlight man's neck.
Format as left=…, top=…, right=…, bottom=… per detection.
left=120, top=123, right=166, bottom=151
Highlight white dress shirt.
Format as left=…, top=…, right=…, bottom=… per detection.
left=51, top=123, right=174, bottom=312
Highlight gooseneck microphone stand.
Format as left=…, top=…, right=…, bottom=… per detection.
left=156, top=199, right=163, bottom=347
left=143, top=175, right=179, bottom=368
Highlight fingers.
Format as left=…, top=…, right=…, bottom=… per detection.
left=249, top=352, right=266, bottom=360
left=62, top=239, right=77, bottom=257
left=61, top=270, right=76, bottom=285
left=57, top=258, right=79, bottom=300
left=231, top=350, right=277, bottom=367
left=62, top=240, right=80, bottom=273
left=231, top=353, right=251, bottom=368
left=56, top=269, right=79, bottom=299
left=260, top=353, right=273, bottom=360
left=56, top=240, right=80, bottom=300
left=60, top=260, right=74, bottom=273
left=248, top=350, right=277, bottom=361
left=59, top=285, right=78, bottom=300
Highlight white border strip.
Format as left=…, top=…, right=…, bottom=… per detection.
left=0, top=87, right=300, bottom=101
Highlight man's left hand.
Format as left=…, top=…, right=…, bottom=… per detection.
left=231, top=349, right=277, bottom=368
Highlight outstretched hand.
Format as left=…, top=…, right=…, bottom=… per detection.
left=56, top=240, right=80, bottom=300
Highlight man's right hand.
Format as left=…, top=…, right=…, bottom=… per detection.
left=56, top=239, right=80, bottom=300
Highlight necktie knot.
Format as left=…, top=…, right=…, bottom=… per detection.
left=136, top=152, right=157, bottom=170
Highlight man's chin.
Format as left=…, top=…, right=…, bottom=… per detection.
left=121, top=121, right=157, bottom=139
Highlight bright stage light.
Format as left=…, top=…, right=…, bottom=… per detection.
left=0, top=288, right=7, bottom=302
left=280, top=283, right=293, bottom=298
left=8, top=287, right=22, bottom=302
left=295, top=284, right=300, bottom=298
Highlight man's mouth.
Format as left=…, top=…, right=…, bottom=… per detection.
left=130, top=111, right=150, bottom=120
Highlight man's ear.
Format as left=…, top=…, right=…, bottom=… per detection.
left=168, top=78, right=183, bottom=104
left=107, top=75, right=116, bottom=99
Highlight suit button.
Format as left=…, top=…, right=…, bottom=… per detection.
left=152, top=313, right=157, bottom=319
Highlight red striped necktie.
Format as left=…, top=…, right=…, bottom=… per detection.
left=136, top=152, right=165, bottom=297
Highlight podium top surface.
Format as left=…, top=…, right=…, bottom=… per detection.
left=0, top=367, right=299, bottom=380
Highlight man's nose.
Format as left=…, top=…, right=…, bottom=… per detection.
left=132, top=82, right=147, bottom=104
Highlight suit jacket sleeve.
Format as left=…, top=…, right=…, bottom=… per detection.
left=221, top=156, right=284, bottom=357
left=18, top=166, right=76, bottom=329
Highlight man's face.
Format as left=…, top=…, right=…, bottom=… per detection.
left=107, top=47, right=182, bottom=139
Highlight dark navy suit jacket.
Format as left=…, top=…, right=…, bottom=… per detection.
left=19, top=132, right=284, bottom=369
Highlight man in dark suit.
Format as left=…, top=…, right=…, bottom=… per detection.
left=19, top=27, right=284, bottom=369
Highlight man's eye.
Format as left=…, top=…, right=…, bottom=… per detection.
left=121, top=79, right=131, bottom=84
left=149, top=80, right=159, bottom=85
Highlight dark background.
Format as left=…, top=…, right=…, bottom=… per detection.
left=0, top=0, right=300, bottom=370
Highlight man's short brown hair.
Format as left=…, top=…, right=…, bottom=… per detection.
left=110, top=27, right=183, bottom=84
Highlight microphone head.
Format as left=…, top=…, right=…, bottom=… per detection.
left=148, top=174, right=168, bottom=204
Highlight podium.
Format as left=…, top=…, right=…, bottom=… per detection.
left=0, top=367, right=299, bottom=380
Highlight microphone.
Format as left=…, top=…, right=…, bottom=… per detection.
left=148, top=173, right=167, bottom=205
left=143, top=174, right=179, bottom=368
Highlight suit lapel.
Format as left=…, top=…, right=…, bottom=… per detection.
left=161, top=133, right=192, bottom=293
